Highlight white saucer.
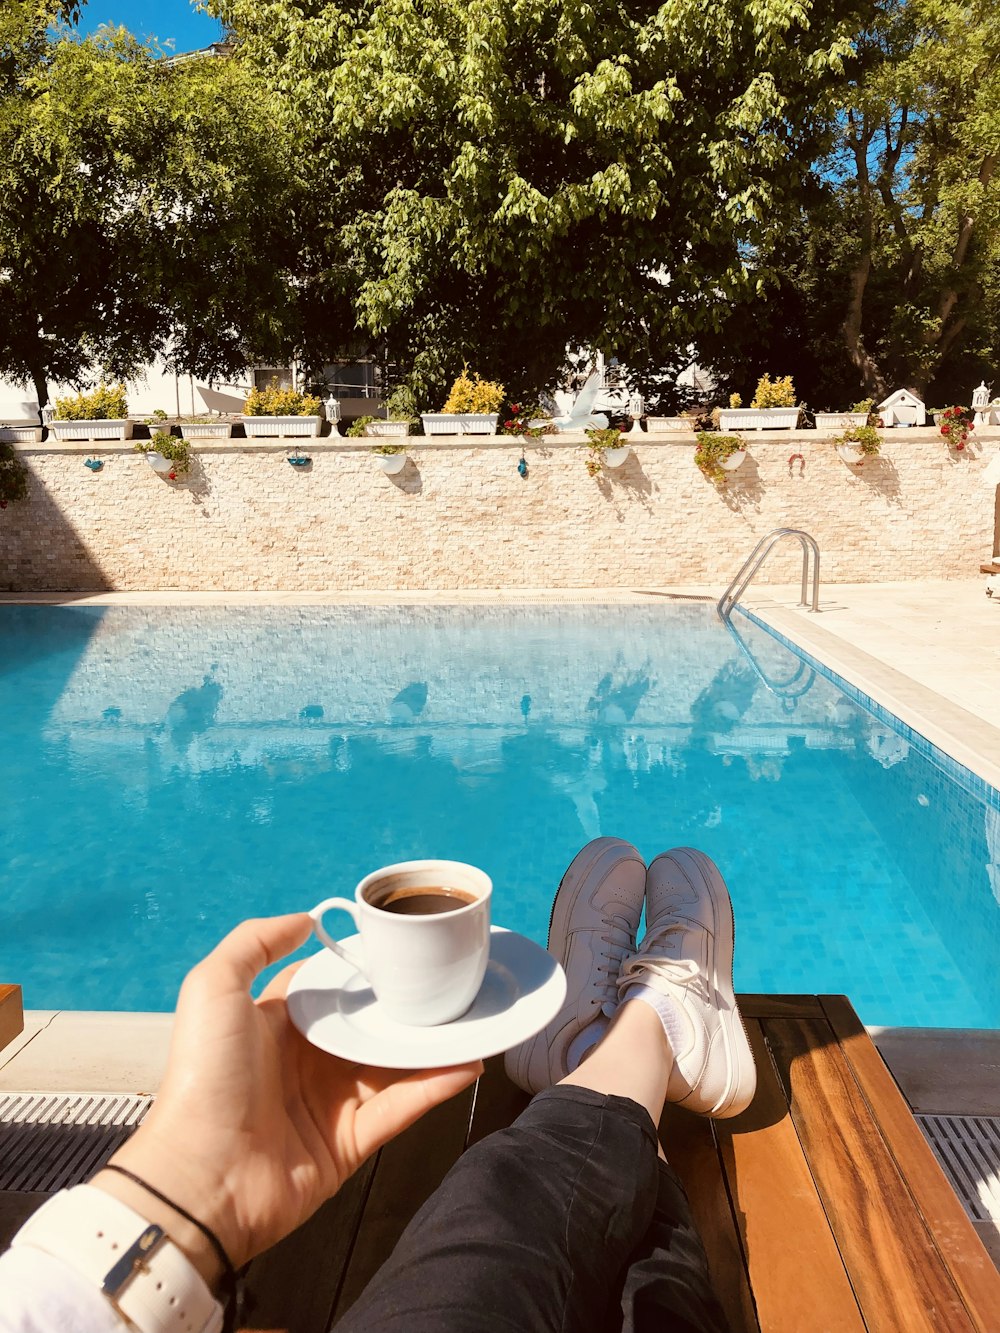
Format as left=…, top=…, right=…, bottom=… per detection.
left=287, top=927, right=566, bottom=1068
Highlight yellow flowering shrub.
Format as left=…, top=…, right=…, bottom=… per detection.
left=750, top=375, right=796, bottom=409
left=441, top=368, right=504, bottom=414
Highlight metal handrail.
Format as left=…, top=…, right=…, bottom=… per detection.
left=722, top=616, right=816, bottom=706
left=718, top=528, right=820, bottom=622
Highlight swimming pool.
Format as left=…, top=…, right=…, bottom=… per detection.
left=2, top=602, right=998, bottom=1027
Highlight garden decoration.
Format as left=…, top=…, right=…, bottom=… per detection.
left=694, top=432, right=746, bottom=483
left=370, top=444, right=407, bottom=474
left=517, top=455, right=528, bottom=478
left=50, top=384, right=133, bottom=441
left=878, top=389, right=925, bottom=427
left=287, top=452, right=312, bottom=467
left=84, top=457, right=104, bottom=471
left=136, top=432, right=191, bottom=479
left=814, top=399, right=874, bottom=431
left=788, top=453, right=805, bottom=475
left=719, top=375, right=798, bottom=430
left=422, top=368, right=504, bottom=436
left=939, top=405, right=975, bottom=451
left=547, top=371, right=609, bottom=432
left=585, top=426, right=630, bottom=476
left=972, top=382, right=995, bottom=427
left=832, top=424, right=881, bottom=466
left=243, top=381, right=323, bottom=438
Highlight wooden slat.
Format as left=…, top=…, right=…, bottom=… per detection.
left=738, top=993, right=826, bottom=1020
left=820, top=995, right=1000, bottom=1330
left=715, top=1019, right=866, bottom=1333
left=331, top=1081, right=476, bottom=1321
left=766, top=1016, right=979, bottom=1333
left=659, top=1105, right=760, bottom=1333
left=241, top=1157, right=377, bottom=1333
left=0, top=985, right=23, bottom=1055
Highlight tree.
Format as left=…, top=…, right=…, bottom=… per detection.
left=0, top=6, right=300, bottom=412
left=703, top=0, right=1000, bottom=406
left=211, top=0, right=863, bottom=402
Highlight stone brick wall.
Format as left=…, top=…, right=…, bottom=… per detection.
left=1, top=430, right=996, bottom=590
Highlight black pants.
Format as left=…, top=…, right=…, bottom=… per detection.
left=335, top=1086, right=730, bottom=1333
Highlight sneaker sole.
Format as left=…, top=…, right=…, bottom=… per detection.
left=505, top=837, right=644, bottom=1094
left=647, top=848, right=756, bottom=1118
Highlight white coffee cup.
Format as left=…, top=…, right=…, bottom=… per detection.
left=309, top=860, right=492, bottom=1026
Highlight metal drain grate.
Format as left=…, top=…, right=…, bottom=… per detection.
left=0, top=1093, right=153, bottom=1192
left=916, top=1113, right=1000, bottom=1225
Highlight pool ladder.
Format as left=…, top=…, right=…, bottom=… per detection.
left=718, top=528, right=820, bottom=622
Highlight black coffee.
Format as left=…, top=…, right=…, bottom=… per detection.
left=378, top=886, right=478, bottom=916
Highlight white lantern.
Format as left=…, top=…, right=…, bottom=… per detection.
left=973, top=381, right=994, bottom=426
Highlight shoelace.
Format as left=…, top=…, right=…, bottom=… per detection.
left=617, top=920, right=703, bottom=998
left=593, top=913, right=636, bottom=1017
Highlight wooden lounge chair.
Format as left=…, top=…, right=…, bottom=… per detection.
left=243, top=994, right=1000, bottom=1333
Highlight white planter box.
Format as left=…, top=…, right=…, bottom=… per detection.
left=721, top=449, right=747, bottom=471
left=366, top=421, right=409, bottom=439
left=374, top=453, right=407, bottom=474
left=645, top=417, right=695, bottom=434
left=419, top=413, right=498, bottom=436
left=420, top=414, right=463, bottom=436
left=177, top=421, right=234, bottom=439
left=458, top=413, right=499, bottom=435
left=602, top=444, right=631, bottom=468
left=50, top=418, right=134, bottom=442
left=242, top=415, right=322, bottom=438
left=0, top=425, right=42, bottom=443
left=815, top=412, right=870, bottom=431
left=835, top=444, right=866, bottom=465
left=145, top=451, right=174, bottom=474
left=718, top=408, right=798, bottom=431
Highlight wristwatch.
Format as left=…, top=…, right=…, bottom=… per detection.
left=12, top=1184, right=224, bottom=1333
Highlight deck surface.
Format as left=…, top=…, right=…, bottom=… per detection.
left=0, top=994, right=997, bottom=1331
left=241, top=995, right=1000, bottom=1333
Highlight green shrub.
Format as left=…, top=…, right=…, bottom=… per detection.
left=54, top=383, right=129, bottom=420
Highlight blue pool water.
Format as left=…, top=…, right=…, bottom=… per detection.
left=2, top=603, right=998, bottom=1027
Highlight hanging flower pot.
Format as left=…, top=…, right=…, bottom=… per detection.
left=720, top=449, right=747, bottom=471
left=373, top=448, right=407, bottom=474
left=145, top=451, right=173, bottom=474
left=602, top=443, right=632, bottom=468
left=835, top=444, right=865, bottom=465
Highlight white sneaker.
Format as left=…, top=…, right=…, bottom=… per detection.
left=618, top=848, right=756, bottom=1118
left=504, top=837, right=646, bottom=1094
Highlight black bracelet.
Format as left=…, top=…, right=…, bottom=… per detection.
left=95, top=1162, right=243, bottom=1333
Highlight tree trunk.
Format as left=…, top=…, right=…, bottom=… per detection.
left=29, top=366, right=48, bottom=422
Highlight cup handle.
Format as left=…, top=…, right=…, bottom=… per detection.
left=309, top=898, right=366, bottom=976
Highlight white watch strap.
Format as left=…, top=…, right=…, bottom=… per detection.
left=12, top=1185, right=224, bottom=1333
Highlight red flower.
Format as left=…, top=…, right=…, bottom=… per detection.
left=940, top=426, right=949, bottom=436
left=956, top=442, right=965, bottom=451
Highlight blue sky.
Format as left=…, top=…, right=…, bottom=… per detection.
left=76, top=0, right=223, bottom=53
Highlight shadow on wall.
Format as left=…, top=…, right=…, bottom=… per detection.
left=0, top=460, right=112, bottom=592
